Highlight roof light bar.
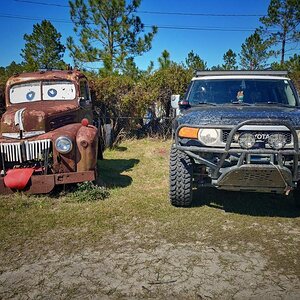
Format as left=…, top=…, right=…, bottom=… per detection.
left=195, top=70, right=288, bottom=77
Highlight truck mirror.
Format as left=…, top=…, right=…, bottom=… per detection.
left=171, top=95, right=180, bottom=109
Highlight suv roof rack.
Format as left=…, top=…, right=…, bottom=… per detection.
left=195, top=70, right=288, bottom=77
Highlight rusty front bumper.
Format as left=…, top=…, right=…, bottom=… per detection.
left=0, top=171, right=95, bottom=194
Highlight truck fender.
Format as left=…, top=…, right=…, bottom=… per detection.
left=76, top=124, right=98, bottom=172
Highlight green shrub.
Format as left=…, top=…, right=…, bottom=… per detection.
left=68, top=181, right=110, bottom=203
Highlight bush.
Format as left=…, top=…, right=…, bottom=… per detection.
left=67, top=181, right=110, bottom=203
left=87, top=64, right=192, bottom=145
left=149, top=64, right=192, bottom=117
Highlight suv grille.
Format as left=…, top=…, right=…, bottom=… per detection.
left=0, top=139, right=51, bottom=163
left=222, top=130, right=292, bottom=144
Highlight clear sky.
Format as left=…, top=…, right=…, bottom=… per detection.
left=0, top=0, right=297, bottom=71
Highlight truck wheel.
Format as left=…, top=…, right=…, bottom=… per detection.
left=169, top=146, right=193, bottom=207
left=293, top=186, right=300, bottom=208
left=98, top=140, right=104, bottom=160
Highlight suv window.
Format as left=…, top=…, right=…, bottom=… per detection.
left=188, top=79, right=297, bottom=106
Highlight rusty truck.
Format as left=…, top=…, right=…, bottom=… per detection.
left=0, top=69, right=101, bottom=194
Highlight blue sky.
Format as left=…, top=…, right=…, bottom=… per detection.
left=0, top=0, right=297, bottom=70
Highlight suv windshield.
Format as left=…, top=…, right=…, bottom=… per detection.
left=188, top=79, right=297, bottom=107
left=10, top=80, right=76, bottom=104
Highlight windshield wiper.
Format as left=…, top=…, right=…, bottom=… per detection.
left=227, top=101, right=252, bottom=106
left=254, top=102, right=293, bottom=107
left=195, top=102, right=217, bottom=106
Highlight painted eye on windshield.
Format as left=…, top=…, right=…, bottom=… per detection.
left=26, top=91, right=35, bottom=101
left=47, top=88, right=57, bottom=97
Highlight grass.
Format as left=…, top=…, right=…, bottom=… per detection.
left=0, top=138, right=300, bottom=277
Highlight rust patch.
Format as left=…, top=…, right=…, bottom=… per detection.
left=76, top=125, right=98, bottom=172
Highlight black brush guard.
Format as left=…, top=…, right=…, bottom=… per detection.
left=174, top=119, right=300, bottom=193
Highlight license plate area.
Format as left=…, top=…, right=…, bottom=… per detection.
left=246, top=154, right=274, bottom=164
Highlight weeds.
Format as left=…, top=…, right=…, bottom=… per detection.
left=66, top=181, right=110, bottom=203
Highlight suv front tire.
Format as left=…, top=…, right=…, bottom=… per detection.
left=169, top=146, right=193, bottom=207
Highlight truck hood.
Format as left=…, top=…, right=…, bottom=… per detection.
left=177, top=105, right=300, bottom=127
left=1, top=102, right=79, bottom=139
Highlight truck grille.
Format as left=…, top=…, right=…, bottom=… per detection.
left=0, top=139, right=51, bottom=163
left=222, top=130, right=292, bottom=144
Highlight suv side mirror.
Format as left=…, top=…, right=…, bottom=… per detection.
left=171, top=95, right=180, bottom=109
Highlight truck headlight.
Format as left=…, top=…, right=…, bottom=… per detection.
left=268, top=133, right=286, bottom=150
left=199, top=129, right=220, bottom=145
left=239, top=133, right=255, bottom=149
left=55, top=136, right=73, bottom=154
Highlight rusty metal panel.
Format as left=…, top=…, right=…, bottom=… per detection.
left=0, top=179, right=13, bottom=195
left=28, top=175, right=56, bottom=193
left=0, top=171, right=95, bottom=194
left=76, top=125, right=98, bottom=172
left=0, top=175, right=55, bottom=194
left=1, top=103, right=80, bottom=135
left=55, top=171, right=95, bottom=185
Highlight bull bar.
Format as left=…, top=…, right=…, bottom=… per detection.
left=174, top=119, right=300, bottom=183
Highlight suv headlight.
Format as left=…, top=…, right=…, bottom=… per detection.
left=239, top=133, right=255, bottom=149
left=198, top=129, right=220, bottom=145
left=55, top=136, right=73, bottom=154
left=268, top=133, right=286, bottom=150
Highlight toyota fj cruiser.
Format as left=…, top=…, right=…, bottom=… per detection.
left=0, top=69, right=101, bottom=194
left=170, top=70, right=300, bottom=207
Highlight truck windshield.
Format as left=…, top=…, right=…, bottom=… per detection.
left=188, top=79, right=297, bottom=107
left=10, top=80, right=76, bottom=104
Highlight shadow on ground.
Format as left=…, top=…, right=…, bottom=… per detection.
left=193, top=187, right=300, bottom=218
left=98, top=158, right=139, bottom=188
left=113, top=146, right=127, bottom=152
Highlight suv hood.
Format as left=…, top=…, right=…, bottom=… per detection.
left=178, top=105, right=300, bottom=127
left=1, top=102, right=79, bottom=139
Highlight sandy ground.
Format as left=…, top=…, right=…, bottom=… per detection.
left=1, top=227, right=300, bottom=300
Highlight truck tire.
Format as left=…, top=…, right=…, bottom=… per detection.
left=293, top=185, right=300, bottom=208
left=169, top=146, right=193, bottom=207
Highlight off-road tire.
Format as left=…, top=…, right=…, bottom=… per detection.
left=293, top=186, right=300, bottom=208
left=169, top=146, right=193, bottom=207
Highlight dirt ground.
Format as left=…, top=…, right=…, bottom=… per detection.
left=1, top=226, right=300, bottom=300
left=0, top=139, right=300, bottom=299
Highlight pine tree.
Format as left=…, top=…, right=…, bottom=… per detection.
left=21, top=20, right=66, bottom=71
left=158, top=50, right=171, bottom=69
left=222, top=49, right=238, bottom=70
left=185, top=51, right=207, bottom=71
left=260, top=0, right=300, bottom=64
left=67, top=0, right=157, bottom=73
left=239, top=31, right=273, bottom=70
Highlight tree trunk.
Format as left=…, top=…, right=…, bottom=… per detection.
left=281, top=33, right=286, bottom=64
left=281, top=11, right=288, bottom=65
